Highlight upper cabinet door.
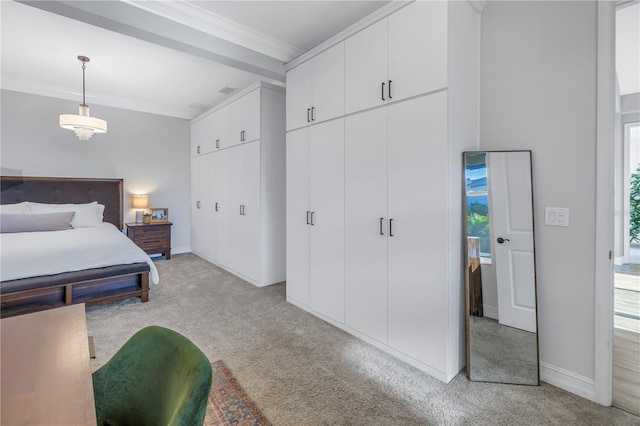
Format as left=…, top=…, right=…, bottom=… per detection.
left=191, top=113, right=216, bottom=156
left=286, top=60, right=313, bottom=131
left=345, top=18, right=388, bottom=114
left=230, top=89, right=261, bottom=145
left=312, top=42, right=345, bottom=124
left=388, top=1, right=448, bottom=102
left=212, top=105, right=230, bottom=150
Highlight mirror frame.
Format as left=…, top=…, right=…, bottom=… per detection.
left=462, top=150, right=540, bottom=385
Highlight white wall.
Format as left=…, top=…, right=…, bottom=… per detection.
left=480, top=1, right=599, bottom=396
left=1, top=89, right=191, bottom=253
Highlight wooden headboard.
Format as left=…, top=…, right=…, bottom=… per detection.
left=0, top=176, right=124, bottom=229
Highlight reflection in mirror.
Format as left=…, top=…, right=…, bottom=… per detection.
left=464, top=151, right=539, bottom=385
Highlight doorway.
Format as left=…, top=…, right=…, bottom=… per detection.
left=613, top=121, right=640, bottom=416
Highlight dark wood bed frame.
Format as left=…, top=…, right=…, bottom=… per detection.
left=1, top=176, right=150, bottom=318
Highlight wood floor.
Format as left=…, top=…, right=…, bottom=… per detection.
left=613, top=263, right=640, bottom=416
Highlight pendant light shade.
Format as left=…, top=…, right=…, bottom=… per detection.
left=59, top=56, right=107, bottom=141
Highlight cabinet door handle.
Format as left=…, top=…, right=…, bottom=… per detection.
left=311, top=106, right=315, bottom=121
left=388, top=80, right=392, bottom=99
left=215, top=202, right=219, bottom=212
left=242, top=205, right=246, bottom=215
left=389, top=218, right=394, bottom=237
left=306, top=211, right=311, bottom=225
left=196, top=200, right=201, bottom=209
left=197, top=145, right=201, bottom=154
left=307, top=108, right=311, bottom=123
left=380, top=217, right=384, bottom=235
left=310, top=211, right=315, bottom=226
left=216, top=139, right=220, bottom=149
left=381, top=82, right=385, bottom=101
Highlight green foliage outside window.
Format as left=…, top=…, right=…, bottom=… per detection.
left=467, top=202, right=491, bottom=254
left=631, top=164, right=640, bottom=243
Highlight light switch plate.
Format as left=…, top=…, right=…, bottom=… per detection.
left=545, top=207, right=569, bottom=227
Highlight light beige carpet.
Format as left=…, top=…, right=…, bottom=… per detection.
left=87, top=254, right=639, bottom=425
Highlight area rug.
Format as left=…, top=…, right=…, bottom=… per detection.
left=204, top=360, right=271, bottom=426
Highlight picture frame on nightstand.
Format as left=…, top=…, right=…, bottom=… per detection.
left=149, top=208, right=169, bottom=223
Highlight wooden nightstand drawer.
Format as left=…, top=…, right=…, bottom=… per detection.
left=133, top=227, right=169, bottom=241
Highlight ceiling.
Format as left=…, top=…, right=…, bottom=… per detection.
left=0, top=0, right=390, bottom=119
left=1, top=1, right=637, bottom=120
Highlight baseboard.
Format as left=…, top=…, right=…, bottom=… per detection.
left=172, top=246, right=191, bottom=255
left=483, top=304, right=498, bottom=320
left=540, top=361, right=596, bottom=402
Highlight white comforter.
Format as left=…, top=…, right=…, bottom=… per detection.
left=0, top=223, right=159, bottom=284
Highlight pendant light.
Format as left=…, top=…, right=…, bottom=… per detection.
left=59, top=55, right=107, bottom=141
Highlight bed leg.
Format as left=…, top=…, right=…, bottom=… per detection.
left=65, top=284, right=73, bottom=305
left=140, top=272, right=149, bottom=303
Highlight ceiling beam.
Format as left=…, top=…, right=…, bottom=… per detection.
left=18, top=0, right=286, bottom=82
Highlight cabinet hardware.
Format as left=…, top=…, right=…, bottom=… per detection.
left=381, top=82, right=385, bottom=101
left=380, top=217, right=384, bottom=235
left=242, top=205, right=246, bottom=215
left=307, top=108, right=311, bottom=123
left=240, top=205, right=243, bottom=215
left=388, top=80, right=392, bottom=99
left=216, top=139, right=220, bottom=149
left=215, top=202, right=219, bottom=212
left=310, top=211, right=315, bottom=226
left=196, top=200, right=201, bottom=209
left=197, top=145, right=201, bottom=154
left=306, top=211, right=311, bottom=225
left=311, top=107, right=315, bottom=121
left=389, top=218, right=394, bottom=236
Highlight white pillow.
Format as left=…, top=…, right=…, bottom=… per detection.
left=28, top=202, right=104, bottom=228
left=0, top=201, right=31, bottom=214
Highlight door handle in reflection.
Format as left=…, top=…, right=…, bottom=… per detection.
left=497, top=237, right=510, bottom=244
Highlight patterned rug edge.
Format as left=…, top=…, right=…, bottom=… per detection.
left=204, top=360, right=271, bottom=426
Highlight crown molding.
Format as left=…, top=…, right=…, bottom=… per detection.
left=467, top=1, right=487, bottom=14
left=123, top=0, right=303, bottom=62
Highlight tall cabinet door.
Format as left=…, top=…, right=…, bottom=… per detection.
left=344, top=18, right=388, bottom=114
left=388, top=1, right=448, bottom=103
left=190, top=155, right=208, bottom=255
left=286, top=128, right=311, bottom=304
left=387, top=93, right=448, bottom=370
left=309, top=119, right=345, bottom=323
left=345, top=107, right=389, bottom=343
left=207, top=153, right=219, bottom=262
left=214, top=149, right=231, bottom=268
left=227, top=146, right=245, bottom=274
left=242, top=141, right=262, bottom=282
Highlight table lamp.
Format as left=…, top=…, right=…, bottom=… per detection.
left=132, top=195, right=149, bottom=223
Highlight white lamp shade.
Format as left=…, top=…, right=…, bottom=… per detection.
left=59, top=114, right=107, bottom=133
left=132, top=195, right=149, bottom=209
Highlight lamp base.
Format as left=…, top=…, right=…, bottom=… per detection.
left=135, top=210, right=143, bottom=223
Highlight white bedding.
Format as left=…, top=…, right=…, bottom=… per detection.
left=0, top=223, right=159, bottom=284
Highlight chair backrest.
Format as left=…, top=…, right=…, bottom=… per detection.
left=92, top=326, right=212, bottom=426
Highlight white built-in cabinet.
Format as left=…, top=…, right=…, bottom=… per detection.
left=286, top=119, right=345, bottom=323
left=285, top=1, right=480, bottom=382
left=190, top=82, right=285, bottom=287
left=286, top=42, right=345, bottom=131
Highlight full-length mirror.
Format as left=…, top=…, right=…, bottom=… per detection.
left=463, top=150, right=539, bottom=385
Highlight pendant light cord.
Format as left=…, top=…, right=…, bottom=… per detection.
left=81, top=58, right=87, bottom=106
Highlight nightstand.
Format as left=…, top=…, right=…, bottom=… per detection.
left=126, top=222, right=173, bottom=259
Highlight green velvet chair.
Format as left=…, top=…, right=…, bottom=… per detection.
left=92, top=326, right=212, bottom=426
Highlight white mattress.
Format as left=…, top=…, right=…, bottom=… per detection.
left=0, top=223, right=159, bottom=284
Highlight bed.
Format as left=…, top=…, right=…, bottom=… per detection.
left=1, top=176, right=158, bottom=318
